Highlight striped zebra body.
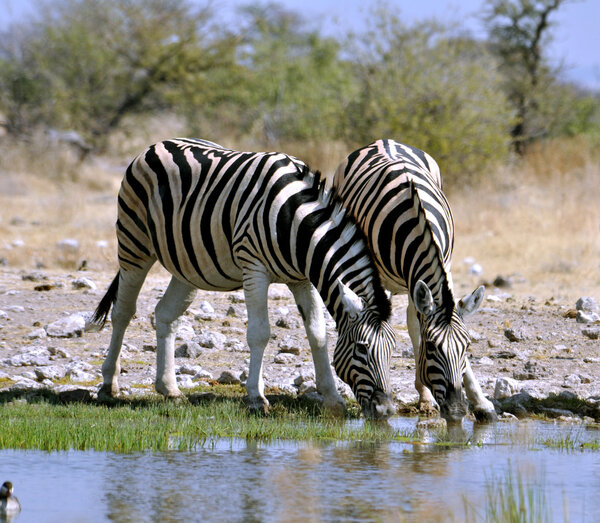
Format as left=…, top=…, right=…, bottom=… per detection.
left=92, top=138, right=396, bottom=419
left=333, top=140, right=496, bottom=422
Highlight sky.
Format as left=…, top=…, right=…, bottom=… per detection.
left=1, top=0, right=598, bottom=90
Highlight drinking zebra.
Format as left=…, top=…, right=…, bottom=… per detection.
left=331, top=139, right=497, bottom=422
left=90, top=138, right=396, bottom=419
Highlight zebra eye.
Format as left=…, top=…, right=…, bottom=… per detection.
left=356, top=341, right=369, bottom=356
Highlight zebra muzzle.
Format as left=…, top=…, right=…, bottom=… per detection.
left=364, top=390, right=396, bottom=420
left=439, top=386, right=468, bottom=423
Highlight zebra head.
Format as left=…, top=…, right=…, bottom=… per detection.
left=413, top=280, right=485, bottom=422
left=333, top=284, right=396, bottom=420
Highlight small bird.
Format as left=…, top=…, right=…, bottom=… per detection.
left=0, top=481, right=21, bottom=517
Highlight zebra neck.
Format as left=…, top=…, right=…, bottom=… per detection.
left=404, top=183, right=455, bottom=319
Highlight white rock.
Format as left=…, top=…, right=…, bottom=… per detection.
left=195, top=331, right=226, bottom=349
left=72, top=277, right=97, bottom=290
left=27, top=327, right=47, bottom=340
left=34, top=365, right=67, bottom=381
left=469, top=263, right=483, bottom=276
left=274, top=353, right=295, bottom=364
left=494, top=377, right=521, bottom=400
left=46, top=313, right=87, bottom=338
left=57, top=238, right=79, bottom=252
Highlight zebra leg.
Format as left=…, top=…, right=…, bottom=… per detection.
left=243, top=268, right=271, bottom=413
left=407, top=300, right=439, bottom=416
left=288, top=280, right=345, bottom=416
left=154, top=276, right=198, bottom=398
left=101, top=267, right=151, bottom=398
left=463, top=358, right=497, bottom=422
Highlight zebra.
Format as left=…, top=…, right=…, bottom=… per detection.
left=89, top=138, right=396, bottom=420
left=331, top=139, right=497, bottom=422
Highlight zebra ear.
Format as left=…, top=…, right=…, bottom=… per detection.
left=413, top=280, right=435, bottom=317
left=339, top=282, right=364, bottom=320
left=457, top=285, right=485, bottom=317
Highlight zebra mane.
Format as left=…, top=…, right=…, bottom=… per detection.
left=407, top=182, right=455, bottom=322
left=298, top=163, right=391, bottom=321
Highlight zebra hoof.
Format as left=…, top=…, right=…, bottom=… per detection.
left=474, top=407, right=498, bottom=423
left=247, top=397, right=269, bottom=415
left=322, top=397, right=346, bottom=418
left=418, top=400, right=440, bottom=418
left=98, top=383, right=120, bottom=399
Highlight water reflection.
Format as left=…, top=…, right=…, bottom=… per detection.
left=1, top=419, right=599, bottom=522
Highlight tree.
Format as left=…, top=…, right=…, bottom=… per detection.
left=0, top=0, right=236, bottom=147
left=343, top=9, right=514, bottom=183
left=484, top=0, right=568, bottom=153
left=232, top=3, right=355, bottom=145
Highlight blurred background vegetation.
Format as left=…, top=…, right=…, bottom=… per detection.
left=1, top=0, right=598, bottom=184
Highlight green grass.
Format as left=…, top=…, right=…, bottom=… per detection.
left=0, top=389, right=417, bottom=452
left=465, top=463, right=552, bottom=523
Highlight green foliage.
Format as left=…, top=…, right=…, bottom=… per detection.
left=0, top=0, right=235, bottom=147
left=342, top=9, right=514, bottom=183
left=0, top=0, right=597, bottom=177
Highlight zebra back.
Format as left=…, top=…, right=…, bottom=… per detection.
left=333, top=139, right=455, bottom=316
left=117, top=138, right=390, bottom=325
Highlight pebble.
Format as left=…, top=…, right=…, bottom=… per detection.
left=582, top=328, right=599, bottom=340
left=71, top=277, right=97, bottom=290
left=195, top=331, right=227, bottom=350
left=504, top=328, right=525, bottom=342
left=193, top=301, right=216, bottom=321
left=274, top=353, right=296, bottom=364
left=217, top=370, right=241, bottom=385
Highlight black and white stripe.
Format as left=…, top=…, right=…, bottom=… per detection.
left=91, top=138, right=396, bottom=419
left=332, top=139, right=496, bottom=422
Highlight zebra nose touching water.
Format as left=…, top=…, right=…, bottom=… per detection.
left=90, top=138, right=396, bottom=420
left=332, top=139, right=497, bottom=423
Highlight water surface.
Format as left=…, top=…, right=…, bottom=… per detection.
left=2, top=418, right=599, bottom=522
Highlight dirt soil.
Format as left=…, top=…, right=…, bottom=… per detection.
left=1, top=267, right=599, bottom=420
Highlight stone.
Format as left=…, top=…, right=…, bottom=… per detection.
left=513, top=360, right=546, bottom=380
left=229, top=292, right=245, bottom=304
left=175, top=323, right=196, bottom=341
left=194, top=301, right=216, bottom=321
left=34, top=365, right=67, bottom=381
left=71, top=277, right=97, bottom=290
left=175, top=341, right=203, bottom=358
left=576, top=311, right=600, bottom=324
left=563, top=374, right=581, bottom=388
left=278, top=336, right=301, bottom=354
left=494, top=377, right=520, bottom=400
left=195, top=331, right=227, bottom=350
left=26, top=327, right=47, bottom=340
left=274, top=352, right=295, bottom=364
left=217, top=370, right=241, bottom=385
left=3, top=348, right=50, bottom=367
left=46, top=313, right=88, bottom=338
left=582, top=328, right=599, bottom=340
left=177, top=363, right=204, bottom=376
left=57, top=238, right=79, bottom=252
left=275, top=316, right=300, bottom=329
left=504, top=328, right=525, bottom=342
left=493, top=275, right=512, bottom=288
left=576, top=297, right=599, bottom=313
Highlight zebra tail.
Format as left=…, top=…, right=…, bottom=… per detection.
left=90, top=272, right=119, bottom=329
